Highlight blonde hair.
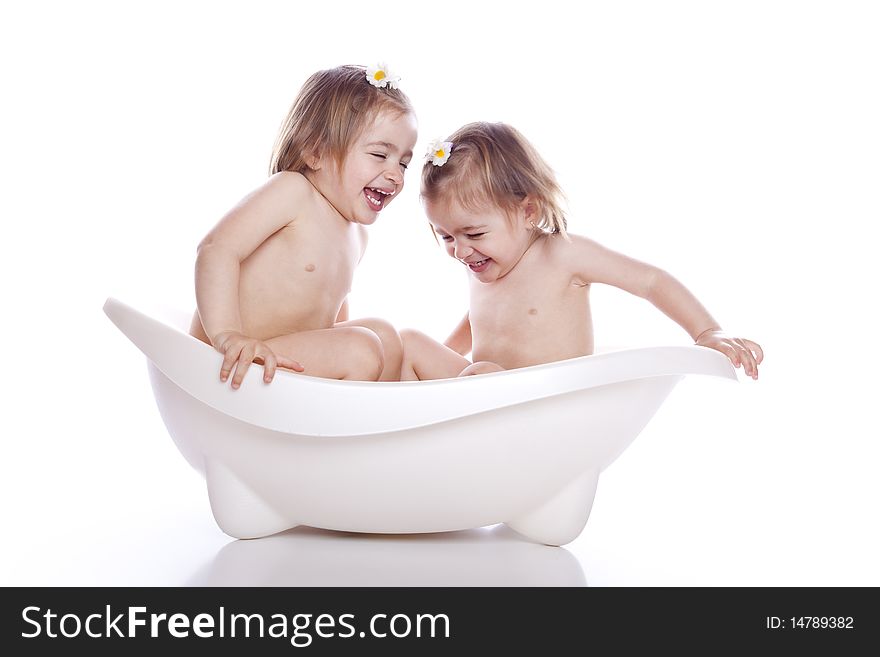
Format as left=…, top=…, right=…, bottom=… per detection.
left=270, top=65, right=414, bottom=176
left=421, top=122, right=567, bottom=237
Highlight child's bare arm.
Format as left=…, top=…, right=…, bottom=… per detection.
left=565, top=235, right=763, bottom=378
left=195, top=172, right=311, bottom=386
left=444, top=312, right=472, bottom=356
left=196, top=172, right=308, bottom=339
left=644, top=271, right=763, bottom=378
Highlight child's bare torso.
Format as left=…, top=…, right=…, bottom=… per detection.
left=468, top=235, right=594, bottom=369
left=192, top=180, right=366, bottom=342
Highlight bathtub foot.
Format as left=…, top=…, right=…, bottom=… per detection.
left=206, top=460, right=295, bottom=539
left=506, top=470, right=600, bottom=546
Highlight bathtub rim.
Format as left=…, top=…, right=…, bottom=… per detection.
left=104, top=296, right=737, bottom=437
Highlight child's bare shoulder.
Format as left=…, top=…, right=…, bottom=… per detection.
left=238, top=171, right=321, bottom=223
left=546, top=232, right=604, bottom=260
left=540, top=231, right=605, bottom=282
left=264, top=170, right=319, bottom=201
left=542, top=231, right=592, bottom=261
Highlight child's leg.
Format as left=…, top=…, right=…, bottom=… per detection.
left=335, top=317, right=402, bottom=382
left=400, top=329, right=471, bottom=381
left=265, top=326, right=383, bottom=381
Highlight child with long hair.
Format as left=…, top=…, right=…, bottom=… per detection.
left=191, top=64, right=417, bottom=388
left=401, top=122, right=762, bottom=380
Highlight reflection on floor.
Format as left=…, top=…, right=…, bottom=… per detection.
left=188, top=524, right=587, bottom=587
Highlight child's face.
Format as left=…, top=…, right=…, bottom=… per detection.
left=426, top=197, right=535, bottom=283
left=311, top=110, right=417, bottom=225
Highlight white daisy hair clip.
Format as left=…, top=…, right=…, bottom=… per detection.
left=366, top=63, right=401, bottom=89
left=426, top=139, right=454, bottom=167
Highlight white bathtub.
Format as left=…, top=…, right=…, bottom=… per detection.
left=104, top=297, right=735, bottom=546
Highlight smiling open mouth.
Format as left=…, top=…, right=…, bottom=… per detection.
left=364, top=187, right=393, bottom=209
left=467, top=258, right=490, bottom=272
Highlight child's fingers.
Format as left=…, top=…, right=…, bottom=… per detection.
left=231, top=345, right=256, bottom=389
left=723, top=343, right=754, bottom=378
left=721, top=343, right=741, bottom=368
left=220, top=343, right=242, bottom=382
left=224, top=342, right=305, bottom=386
left=260, top=351, right=277, bottom=383
left=258, top=349, right=304, bottom=381
left=743, top=339, right=764, bottom=364
left=732, top=339, right=759, bottom=379
left=740, top=349, right=758, bottom=379
left=231, top=359, right=250, bottom=389
left=279, top=356, right=305, bottom=372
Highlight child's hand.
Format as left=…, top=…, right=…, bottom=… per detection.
left=695, top=329, right=763, bottom=380
left=213, top=331, right=304, bottom=389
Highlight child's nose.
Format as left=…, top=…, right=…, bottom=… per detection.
left=453, top=242, right=472, bottom=259
left=384, top=166, right=403, bottom=185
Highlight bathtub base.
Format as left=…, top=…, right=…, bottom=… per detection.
left=506, top=470, right=600, bottom=546
left=206, top=460, right=296, bottom=539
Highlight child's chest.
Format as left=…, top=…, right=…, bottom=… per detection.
left=469, top=263, right=590, bottom=336
left=272, top=217, right=363, bottom=287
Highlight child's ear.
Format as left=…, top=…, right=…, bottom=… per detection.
left=305, top=148, right=322, bottom=171
left=520, top=195, right=538, bottom=226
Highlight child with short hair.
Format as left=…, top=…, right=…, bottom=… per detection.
left=191, top=64, right=418, bottom=388
left=401, top=122, right=762, bottom=380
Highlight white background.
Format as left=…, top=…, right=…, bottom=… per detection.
left=2, top=0, right=878, bottom=586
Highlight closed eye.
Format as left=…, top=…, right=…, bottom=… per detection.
left=438, top=235, right=453, bottom=242
left=372, top=152, right=409, bottom=171
left=466, top=233, right=485, bottom=239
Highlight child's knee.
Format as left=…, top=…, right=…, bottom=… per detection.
left=359, top=318, right=403, bottom=359
left=400, top=328, right=430, bottom=353
left=341, top=327, right=384, bottom=381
